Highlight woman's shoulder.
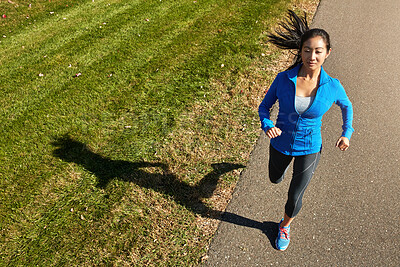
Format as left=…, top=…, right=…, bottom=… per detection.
left=329, top=77, right=343, bottom=88
left=330, top=77, right=345, bottom=90
left=321, top=69, right=344, bottom=88
left=275, top=68, right=292, bottom=81
left=276, top=70, right=287, bottom=78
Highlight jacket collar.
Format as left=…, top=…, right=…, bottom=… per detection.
left=287, top=63, right=331, bottom=86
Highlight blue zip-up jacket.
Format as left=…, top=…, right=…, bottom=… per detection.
left=258, top=64, right=354, bottom=156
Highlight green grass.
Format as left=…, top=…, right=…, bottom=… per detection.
left=0, top=0, right=316, bottom=265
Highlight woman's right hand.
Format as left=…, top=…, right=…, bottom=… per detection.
left=266, top=127, right=282, bottom=139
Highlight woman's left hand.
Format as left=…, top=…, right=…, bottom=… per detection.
left=336, top=136, right=350, bottom=151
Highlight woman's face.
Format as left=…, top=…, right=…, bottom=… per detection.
left=301, top=36, right=331, bottom=71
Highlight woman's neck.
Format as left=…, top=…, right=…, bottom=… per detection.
left=298, top=65, right=321, bottom=81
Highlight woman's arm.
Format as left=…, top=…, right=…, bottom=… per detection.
left=334, top=81, right=354, bottom=150
left=258, top=74, right=280, bottom=133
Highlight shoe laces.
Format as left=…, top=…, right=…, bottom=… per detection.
left=278, top=226, right=290, bottom=240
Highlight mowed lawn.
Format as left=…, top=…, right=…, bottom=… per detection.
left=0, top=0, right=315, bottom=265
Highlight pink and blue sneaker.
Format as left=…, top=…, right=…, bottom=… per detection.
left=275, top=219, right=290, bottom=251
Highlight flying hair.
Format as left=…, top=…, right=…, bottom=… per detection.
left=267, top=10, right=309, bottom=69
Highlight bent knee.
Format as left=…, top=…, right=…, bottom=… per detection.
left=269, top=175, right=283, bottom=184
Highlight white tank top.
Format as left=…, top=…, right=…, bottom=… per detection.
left=295, top=95, right=315, bottom=114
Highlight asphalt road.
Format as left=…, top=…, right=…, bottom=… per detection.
left=204, top=0, right=400, bottom=265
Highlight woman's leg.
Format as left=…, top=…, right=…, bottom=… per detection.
left=281, top=213, right=295, bottom=228
left=284, top=150, right=321, bottom=221
left=268, top=145, right=293, bottom=184
left=275, top=150, right=321, bottom=250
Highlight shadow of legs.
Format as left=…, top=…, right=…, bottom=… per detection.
left=51, top=135, right=247, bottom=217
left=52, top=135, right=280, bottom=248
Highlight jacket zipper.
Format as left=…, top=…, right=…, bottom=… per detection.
left=290, top=115, right=301, bottom=153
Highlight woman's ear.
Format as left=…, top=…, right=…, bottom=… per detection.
left=326, top=48, right=332, bottom=59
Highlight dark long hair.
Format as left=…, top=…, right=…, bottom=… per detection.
left=268, top=10, right=331, bottom=70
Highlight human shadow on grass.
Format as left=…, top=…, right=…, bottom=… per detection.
left=51, top=135, right=277, bottom=245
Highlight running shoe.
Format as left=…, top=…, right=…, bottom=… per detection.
left=275, top=219, right=290, bottom=251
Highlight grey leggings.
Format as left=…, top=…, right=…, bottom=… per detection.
left=269, top=145, right=321, bottom=218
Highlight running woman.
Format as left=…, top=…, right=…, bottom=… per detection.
left=258, top=11, right=354, bottom=251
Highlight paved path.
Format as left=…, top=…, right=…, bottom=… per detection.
left=204, top=0, right=400, bottom=265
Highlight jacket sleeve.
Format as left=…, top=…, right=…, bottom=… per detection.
left=334, top=81, right=354, bottom=139
left=258, top=74, right=280, bottom=132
